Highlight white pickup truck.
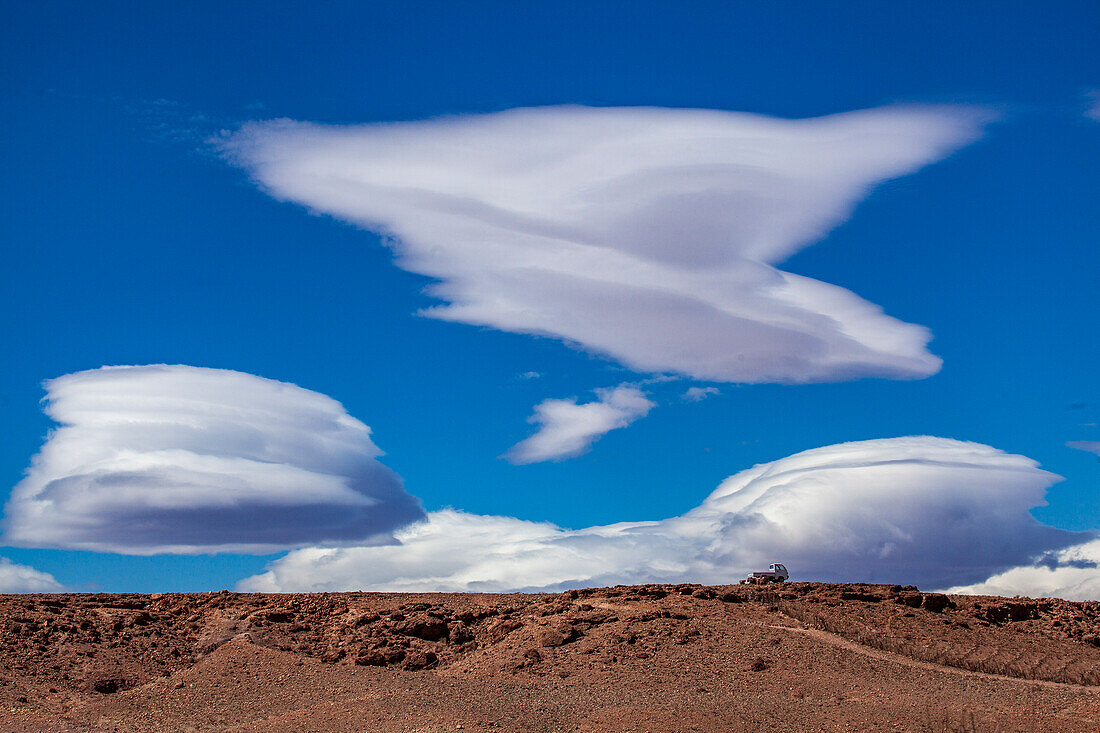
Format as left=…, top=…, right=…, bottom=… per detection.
left=741, top=563, right=789, bottom=584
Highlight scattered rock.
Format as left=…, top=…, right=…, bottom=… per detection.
left=482, top=619, right=523, bottom=644
left=395, top=614, right=450, bottom=642
left=403, top=650, right=438, bottom=670
left=896, top=593, right=923, bottom=608
left=637, top=586, right=669, bottom=599
left=921, top=594, right=952, bottom=613
left=89, top=678, right=130, bottom=694
left=355, top=648, right=406, bottom=667
left=978, top=601, right=1040, bottom=624
left=539, top=625, right=578, bottom=648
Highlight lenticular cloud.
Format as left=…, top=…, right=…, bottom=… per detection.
left=4, top=365, right=424, bottom=554
left=239, top=437, right=1084, bottom=593
left=221, top=105, right=989, bottom=384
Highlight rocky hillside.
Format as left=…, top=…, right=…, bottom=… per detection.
left=1, top=583, right=1098, bottom=731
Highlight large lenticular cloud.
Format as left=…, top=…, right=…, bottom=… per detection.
left=3, top=365, right=424, bottom=554
left=239, top=437, right=1085, bottom=593
left=220, top=105, right=988, bottom=384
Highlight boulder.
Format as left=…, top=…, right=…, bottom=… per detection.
left=403, top=650, right=438, bottom=670
left=539, top=624, right=578, bottom=648
left=979, top=601, right=1040, bottom=624
left=355, top=647, right=406, bottom=666
left=921, top=593, right=952, bottom=613
left=394, top=614, right=449, bottom=642
left=482, top=619, right=523, bottom=644
left=896, top=593, right=923, bottom=608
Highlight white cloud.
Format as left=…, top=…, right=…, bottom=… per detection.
left=3, top=365, right=424, bottom=554
left=239, top=437, right=1083, bottom=593
left=220, top=105, right=989, bottom=385
left=505, top=385, right=655, bottom=464
left=946, top=539, right=1100, bottom=601
left=683, top=386, right=721, bottom=402
left=0, top=557, right=65, bottom=593
left=1067, top=440, right=1100, bottom=456
left=1085, top=90, right=1100, bottom=122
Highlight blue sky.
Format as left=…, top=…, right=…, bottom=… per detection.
left=2, top=1, right=1098, bottom=593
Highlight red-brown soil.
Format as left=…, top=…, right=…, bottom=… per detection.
left=1, top=583, right=1098, bottom=731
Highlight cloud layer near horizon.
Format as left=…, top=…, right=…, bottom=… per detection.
left=239, top=437, right=1084, bottom=593
left=505, top=385, right=655, bottom=463
left=221, top=105, right=988, bottom=384
left=4, top=366, right=424, bottom=554
left=0, top=558, right=65, bottom=593
left=948, top=538, right=1100, bottom=602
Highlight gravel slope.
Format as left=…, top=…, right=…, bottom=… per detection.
left=1, top=583, right=1098, bottom=731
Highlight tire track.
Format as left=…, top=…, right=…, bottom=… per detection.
left=762, top=619, right=1100, bottom=692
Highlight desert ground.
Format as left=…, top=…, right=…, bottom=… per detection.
left=1, top=582, right=1098, bottom=731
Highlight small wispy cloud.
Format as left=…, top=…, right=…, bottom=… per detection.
left=1067, top=440, right=1100, bottom=456
left=123, top=98, right=223, bottom=147
left=682, top=386, right=721, bottom=402
left=1085, top=90, right=1100, bottom=122
left=504, top=385, right=655, bottom=464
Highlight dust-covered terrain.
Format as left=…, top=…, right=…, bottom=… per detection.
left=2, top=583, right=1099, bottom=731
